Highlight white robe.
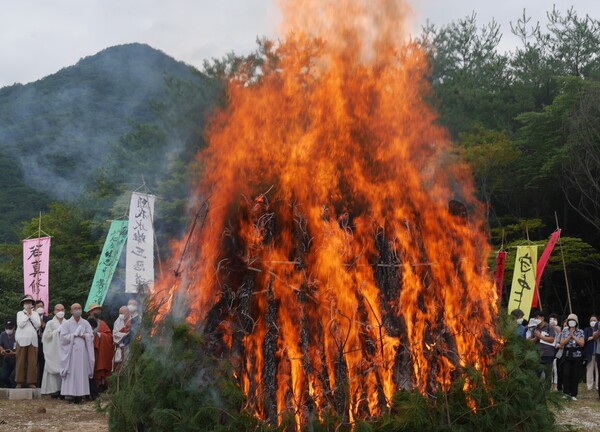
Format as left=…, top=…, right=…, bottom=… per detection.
left=59, top=317, right=95, bottom=397
left=41, top=317, right=63, bottom=394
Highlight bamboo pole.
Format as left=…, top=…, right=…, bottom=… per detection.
left=555, top=212, right=572, bottom=314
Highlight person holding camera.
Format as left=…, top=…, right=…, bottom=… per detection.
left=559, top=313, right=585, bottom=400
left=15, top=295, right=41, bottom=388
left=0, top=320, right=17, bottom=388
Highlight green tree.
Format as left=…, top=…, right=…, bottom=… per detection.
left=457, top=127, right=521, bottom=224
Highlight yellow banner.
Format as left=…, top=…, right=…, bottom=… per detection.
left=507, top=245, right=538, bottom=320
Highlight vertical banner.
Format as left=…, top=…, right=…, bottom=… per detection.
left=85, top=220, right=129, bottom=311
left=125, top=192, right=156, bottom=293
left=23, top=237, right=51, bottom=314
left=494, top=251, right=507, bottom=299
left=532, top=229, right=561, bottom=308
left=507, top=245, right=538, bottom=320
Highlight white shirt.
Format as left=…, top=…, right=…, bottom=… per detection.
left=16, top=310, right=41, bottom=347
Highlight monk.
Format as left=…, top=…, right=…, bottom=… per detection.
left=86, top=303, right=114, bottom=390
left=41, top=303, right=65, bottom=397
left=112, top=306, right=131, bottom=371
left=59, top=303, right=94, bottom=404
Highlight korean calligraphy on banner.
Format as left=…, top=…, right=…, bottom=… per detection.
left=507, top=245, right=538, bottom=320
left=85, top=220, right=129, bottom=311
left=23, top=237, right=51, bottom=314
left=125, top=192, right=156, bottom=293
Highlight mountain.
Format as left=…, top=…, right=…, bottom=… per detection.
left=0, top=43, right=215, bottom=199
left=0, top=43, right=218, bottom=242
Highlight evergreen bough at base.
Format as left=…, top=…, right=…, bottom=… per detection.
left=108, top=313, right=562, bottom=431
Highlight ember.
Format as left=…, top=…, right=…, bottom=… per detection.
left=153, top=0, right=498, bottom=426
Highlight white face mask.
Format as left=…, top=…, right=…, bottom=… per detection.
left=119, top=314, right=125, bottom=320
left=591, top=321, right=598, bottom=328
left=127, top=305, right=137, bottom=313
left=516, top=318, right=523, bottom=325
left=36, top=307, right=44, bottom=315
left=24, top=304, right=32, bottom=310
left=568, top=320, right=577, bottom=328
left=5, top=329, right=14, bottom=335
left=56, top=311, right=65, bottom=319
left=549, top=319, right=558, bottom=326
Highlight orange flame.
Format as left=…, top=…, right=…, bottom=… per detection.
left=153, top=0, right=498, bottom=425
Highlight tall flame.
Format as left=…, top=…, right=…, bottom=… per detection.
left=154, top=0, right=498, bottom=425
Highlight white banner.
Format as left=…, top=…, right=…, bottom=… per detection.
left=125, top=192, right=156, bottom=293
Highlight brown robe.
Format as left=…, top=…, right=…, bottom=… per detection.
left=93, top=319, right=114, bottom=387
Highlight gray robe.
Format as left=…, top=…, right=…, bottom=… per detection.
left=41, top=317, right=63, bottom=394
left=59, top=317, right=95, bottom=396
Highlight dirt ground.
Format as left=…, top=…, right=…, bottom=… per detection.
left=0, top=385, right=598, bottom=431
left=554, top=386, right=600, bottom=431
left=0, top=396, right=108, bottom=432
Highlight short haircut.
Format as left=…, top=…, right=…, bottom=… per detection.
left=510, top=309, right=524, bottom=319
left=534, top=310, right=548, bottom=320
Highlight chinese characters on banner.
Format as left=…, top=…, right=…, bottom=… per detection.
left=85, top=220, right=129, bottom=311
left=507, top=245, right=538, bottom=320
left=125, top=192, right=155, bottom=293
left=23, top=237, right=51, bottom=314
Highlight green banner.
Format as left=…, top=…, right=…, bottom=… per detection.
left=85, top=220, right=128, bottom=311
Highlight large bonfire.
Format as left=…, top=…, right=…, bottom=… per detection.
left=153, top=0, right=498, bottom=426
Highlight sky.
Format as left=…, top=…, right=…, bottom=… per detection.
left=1, top=0, right=599, bottom=88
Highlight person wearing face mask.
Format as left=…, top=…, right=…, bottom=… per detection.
left=510, top=308, right=526, bottom=337
left=59, top=303, right=95, bottom=404
left=41, top=304, right=65, bottom=397
left=0, top=320, right=17, bottom=388
left=35, top=299, right=50, bottom=388
left=86, top=303, right=114, bottom=392
left=122, top=299, right=141, bottom=348
left=15, top=294, right=41, bottom=388
left=559, top=313, right=585, bottom=400
left=112, top=306, right=131, bottom=371
left=548, top=313, right=562, bottom=392
left=584, top=314, right=599, bottom=391
left=527, top=310, right=556, bottom=386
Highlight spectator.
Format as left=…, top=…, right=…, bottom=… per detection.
left=0, top=320, right=17, bottom=388
left=559, top=313, right=585, bottom=400
left=41, top=304, right=65, bottom=397
left=527, top=310, right=556, bottom=385
left=584, top=314, right=598, bottom=391
left=549, top=313, right=561, bottom=391
left=35, top=299, right=50, bottom=387
left=510, top=308, right=526, bottom=338
left=15, top=294, right=41, bottom=388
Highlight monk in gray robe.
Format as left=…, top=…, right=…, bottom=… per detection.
left=41, top=303, right=65, bottom=396
left=59, top=303, right=95, bottom=403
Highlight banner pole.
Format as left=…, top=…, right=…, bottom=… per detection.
left=555, top=211, right=572, bottom=314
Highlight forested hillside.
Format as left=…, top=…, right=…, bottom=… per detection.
left=0, top=43, right=218, bottom=241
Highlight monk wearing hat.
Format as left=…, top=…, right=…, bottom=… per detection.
left=86, top=303, right=114, bottom=390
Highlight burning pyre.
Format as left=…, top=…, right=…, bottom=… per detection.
left=153, top=0, right=498, bottom=426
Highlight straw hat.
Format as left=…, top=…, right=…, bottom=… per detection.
left=567, top=313, right=579, bottom=326
left=20, top=294, right=35, bottom=306
left=86, top=302, right=102, bottom=313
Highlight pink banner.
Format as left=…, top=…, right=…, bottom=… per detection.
left=532, top=229, right=561, bottom=308
left=23, top=237, right=51, bottom=314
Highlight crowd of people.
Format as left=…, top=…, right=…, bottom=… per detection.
left=511, top=308, right=600, bottom=401
left=0, top=294, right=140, bottom=403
